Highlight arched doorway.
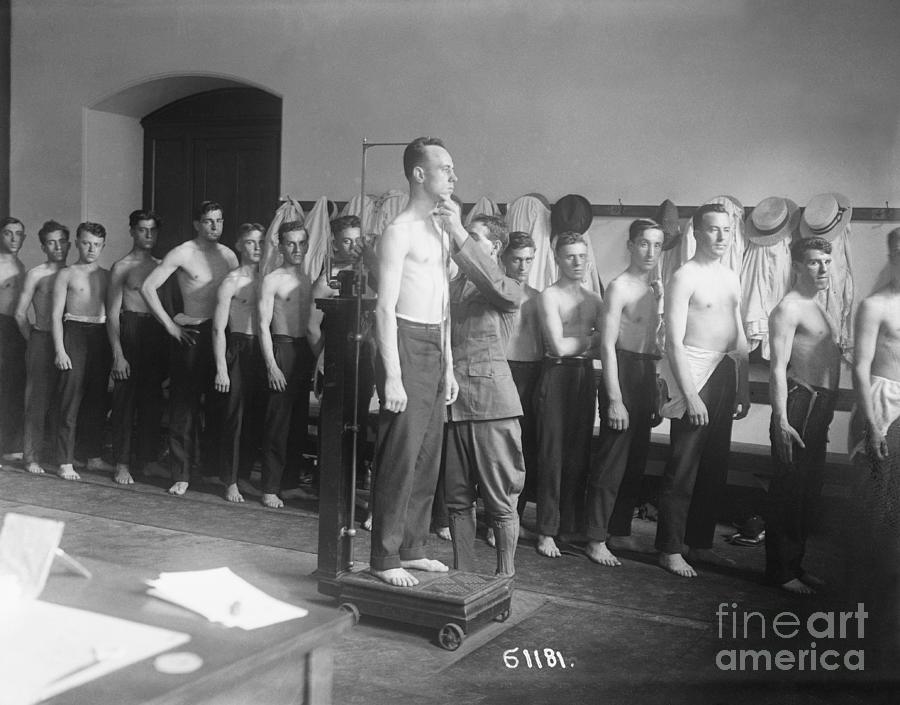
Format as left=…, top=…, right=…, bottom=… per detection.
left=142, top=87, right=282, bottom=254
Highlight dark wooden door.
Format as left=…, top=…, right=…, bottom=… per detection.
left=142, top=88, right=282, bottom=255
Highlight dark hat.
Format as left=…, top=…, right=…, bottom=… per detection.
left=551, top=194, right=592, bottom=236
left=655, top=199, right=681, bottom=251
left=799, top=193, right=852, bottom=241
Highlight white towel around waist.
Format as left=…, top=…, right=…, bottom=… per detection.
left=658, top=345, right=729, bottom=419
left=849, top=375, right=900, bottom=461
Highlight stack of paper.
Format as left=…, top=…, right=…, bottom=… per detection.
left=146, top=567, right=308, bottom=630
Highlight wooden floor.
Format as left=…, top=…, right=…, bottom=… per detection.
left=0, top=462, right=892, bottom=705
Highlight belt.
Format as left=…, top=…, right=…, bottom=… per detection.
left=273, top=334, right=305, bottom=344
left=397, top=318, right=444, bottom=332
left=228, top=332, right=257, bottom=341
left=617, top=349, right=661, bottom=362
left=508, top=360, right=542, bottom=368
left=121, top=310, right=155, bottom=319
left=544, top=356, right=593, bottom=368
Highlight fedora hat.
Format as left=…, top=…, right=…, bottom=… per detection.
left=550, top=194, right=593, bottom=236
left=655, top=199, right=681, bottom=251
left=799, top=193, right=852, bottom=241
left=746, top=197, right=799, bottom=246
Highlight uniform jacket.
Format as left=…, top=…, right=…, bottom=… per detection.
left=448, top=237, right=524, bottom=421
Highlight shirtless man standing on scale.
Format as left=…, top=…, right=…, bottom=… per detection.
left=142, top=201, right=238, bottom=496
left=14, top=221, right=70, bottom=474
left=587, top=219, right=664, bottom=566
left=214, top=223, right=265, bottom=504
left=107, top=210, right=166, bottom=485
left=655, top=203, right=750, bottom=577
left=370, top=136, right=459, bottom=587
left=766, top=236, right=841, bottom=594
left=535, top=232, right=603, bottom=558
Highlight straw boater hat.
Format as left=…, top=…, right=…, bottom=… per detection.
left=745, top=197, right=800, bottom=247
left=799, top=193, right=852, bottom=241
left=655, top=199, right=681, bottom=251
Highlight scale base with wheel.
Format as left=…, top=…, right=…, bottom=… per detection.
left=313, top=293, right=514, bottom=651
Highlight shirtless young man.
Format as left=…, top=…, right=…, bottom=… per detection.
left=766, top=236, right=841, bottom=594
left=213, top=223, right=265, bottom=503
left=141, top=201, right=238, bottom=496
left=0, top=217, right=27, bottom=463
left=502, top=232, right=542, bottom=540
left=51, top=222, right=113, bottom=481
left=535, top=233, right=603, bottom=558
left=370, top=136, right=458, bottom=587
left=258, top=222, right=315, bottom=509
left=107, top=210, right=166, bottom=485
left=587, top=219, right=664, bottom=566
left=655, top=203, right=750, bottom=577
left=14, top=221, right=70, bottom=474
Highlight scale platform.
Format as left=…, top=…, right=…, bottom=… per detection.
left=319, top=568, right=513, bottom=651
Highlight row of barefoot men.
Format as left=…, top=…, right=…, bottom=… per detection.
left=2, top=137, right=898, bottom=593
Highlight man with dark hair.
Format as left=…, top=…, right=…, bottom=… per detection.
left=14, top=221, right=70, bottom=474
left=258, top=221, right=315, bottom=509
left=444, top=213, right=525, bottom=575
left=370, top=136, right=457, bottom=587
left=213, top=223, right=266, bottom=503
left=655, top=203, right=750, bottom=577
left=765, top=236, right=840, bottom=594
left=141, top=200, right=238, bottom=496
left=107, top=210, right=166, bottom=484
left=0, top=216, right=27, bottom=464
left=535, top=232, right=604, bottom=558
left=51, top=222, right=113, bottom=481
left=587, top=219, right=664, bottom=566
left=502, top=231, right=542, bottom=539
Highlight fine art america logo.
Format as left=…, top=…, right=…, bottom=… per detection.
left=715, top=603, right=867, bottom=672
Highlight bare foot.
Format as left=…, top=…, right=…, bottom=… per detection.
left=262, top=493, right=284, bottom=508
left=536, top=535, right=561, bottom=558
left=58, top=464, right=81, bottom=481
left=362, top=513, right=372, bottom=531
left=687, top=548, right=736, bottom=568
left=518, top=525, right=538, bottom=542
left=659, top=553, right=697, bottom=577
left=781, top=578, right=815, bottom=595
left=372, top=567, right=419, bottom=587
left=142, top=461, right=170, bottom=479
left=168, top=481, right=189, bottom=496
left=86, top=457, right=115, bottom=472
left=434, top=526, right=451, bottom=541
left=401, top=558, right=449, bottom=573
left=800, top=572, right=825, bottom=588
left=486, top=527, right=496, bottom=547
left=113, top=464, right=135, bottom=484
left=586, top=540, right=621, bottom=566
left=26, top=461, right=45, bottom=475
left=225, top=483, right=244, bottom=503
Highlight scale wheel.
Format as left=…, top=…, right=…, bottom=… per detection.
left=493, top=608, right=511, bottom=623
left=438, top=623, right=465, bottom=651
left=338, top=602, right=361, bottom=625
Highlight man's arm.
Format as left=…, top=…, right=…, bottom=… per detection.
left=13, top=269, right=38, bottom=341
left=599, top=282, right=628, bottom=430
left=664, top=270, right=707, bottom=426
left=258, top=273, right=286, bottom=392
left=51, top=268, right=71, bottom=370
left=375, top=224, right=410, bottom=413
left=732, top=276, right=751, bottom=420
left=306, top=273, right=334, bottom=358
left=451, top=238, right=524, bottom=312
left=768, top=303, right=804, bottom=463
left=140, top=248, right=196, bottom=345
left=853, top=297, right=888, bottom=459
left=106, top=261, right=130, bottom=380
left=212, top=274, right=237, bottom=393
left=538, top=290, right=600, bottom=357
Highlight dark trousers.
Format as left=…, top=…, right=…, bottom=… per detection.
left=587, top=350, right=657, bottom=541
left=55, top=321, right=111, bottom=464
left=167, top=321, right=223, bottom=482
left=765, top=381, right=836, bottom=584
left=655, top=357, right=735, bottom=554
left=261, top=336, right=315, bottom=494
left=510, top=360, right=542, bottom=515
left=370, top=320, right=445, bottom=571
left=111, top=311, right=166, bottom=468
left=23, top=330, right=56, bottom=464
left=0, top=314, right=26, bottom=454
left=535, top=358, right=596, bottom=537
left=219, top=333, right=266, bottom=485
